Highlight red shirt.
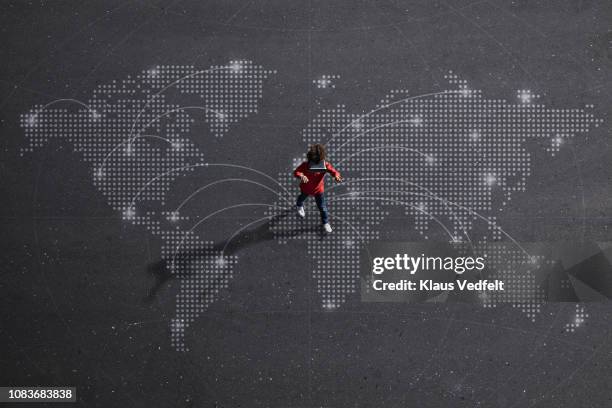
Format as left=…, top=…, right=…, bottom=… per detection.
left=293, top=161, right=341, bottom=195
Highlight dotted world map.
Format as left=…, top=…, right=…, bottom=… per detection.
left=20, top=61, right=602, bottom=351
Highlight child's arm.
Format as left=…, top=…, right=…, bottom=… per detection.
left=325, top=162, right=343, bottom=182
left=293, top=162, right=309, bottom=183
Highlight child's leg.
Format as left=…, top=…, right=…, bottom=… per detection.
left=314, top=193, right=329, bottom=224
left=296, top=192, right=308, bottom=207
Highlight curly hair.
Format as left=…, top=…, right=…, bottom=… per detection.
left=306, top=144, right=327, bottom=163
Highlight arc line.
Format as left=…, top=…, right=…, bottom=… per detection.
left=133, top=105, right=225, bottom=141
left=220, top=214, right=279, bottom=256
left=329, top=195, right=458, bottom=242
left=334, top=118, right=426, bottom=154
left=333, top=189, right=530, bottom=258
left=126, top=65, right=231, bottom=146
left=174, top=178, right=292, bottom=211
left=127, top=162, right=293, bottom=209
left=98, top=134, right=174, bottom=171
left=27, top=98, right=96, bottom=120
left=324, top=90, right=462, bottom=147
left=336, top=145, right=431, bottom=165
left=330, top=189, right=472, bottom=244
left=210, top=211, right=375, bottom=308
left=326, top=177, right=471, bottom=242
left=171, top=203, right=287, bottom=270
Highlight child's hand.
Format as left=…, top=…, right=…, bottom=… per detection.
left=300, top=175, right=309, bottom=183
left=334, top=174, right=343, bottom=182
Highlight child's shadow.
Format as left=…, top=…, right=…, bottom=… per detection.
left=144, top=209, right=324, bottom=303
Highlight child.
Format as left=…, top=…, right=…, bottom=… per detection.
left=293, top=144, right=342, bottom=233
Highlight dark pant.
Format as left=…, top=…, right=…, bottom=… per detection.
left=296, top=192, right=328, bottom=224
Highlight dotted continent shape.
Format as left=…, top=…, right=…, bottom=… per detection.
left=21, top=68, right=602, bottom=351
left=270, top=72, right=602, bottom=316
left=21, top=61, right=276, bottom=351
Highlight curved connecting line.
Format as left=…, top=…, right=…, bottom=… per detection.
left=336, top=145, right=432, bottom=165
left=134, top=105, right=225, bottom=141
left=334, top=118, right=427, bottom=155
left=329, top=195, right=458, bottom=242
left=215, top=210, right=376, bottom=278
left=128, top=162, right=293, bottom=209
left=326, top=177, right=471, bottom=243
left=332, top=189, right=531, bottom=258
left=98, top=105, right=226, bottom=173
left=171, top=203, right=287, bottom=270
left=126, top=65, right=232, bottom=143
left=97, top=134, right=174, bottom=172
left=174, top=178, right=292, bottom=212
left=324, top=90, right=462, bottom=148
left=26, top=98, right=97, bottom=121
left=220, top=214, right=280, bottom=256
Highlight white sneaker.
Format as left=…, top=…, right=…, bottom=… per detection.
left=296, top=206, right=305, bottom=218
left=323, top=223, right=332, bottom=233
